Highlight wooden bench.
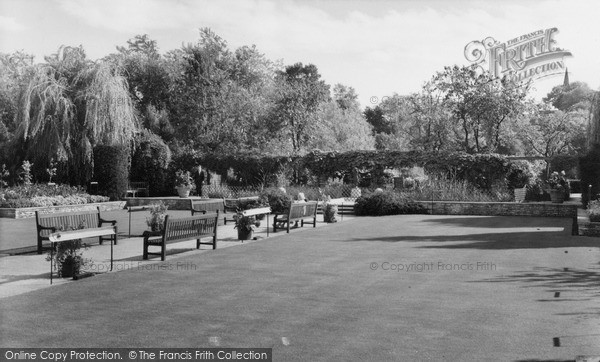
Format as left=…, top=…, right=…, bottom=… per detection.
left=190, top=199, right=226, bottom=224
left=35, top=207, right=118, bottom=254
left=126, top=181, right=149, bottom=197
left=273, top=201, right=318, bottom=233
left=143, top=211, right=219, bottom=261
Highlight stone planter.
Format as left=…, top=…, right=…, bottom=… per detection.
left=548, top=189, right=564, bottom=204
left=176, top=186, right=192, bottom=198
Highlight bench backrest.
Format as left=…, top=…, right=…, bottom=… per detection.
left=289, top=201, right=318, bottom=219
left=163, top=212, right=219, bottom=243
left=36, top=209, right=100, bottom=237
left=129, top=181, right=148, bottom=189
left=190, top=199, right=225, bottom=214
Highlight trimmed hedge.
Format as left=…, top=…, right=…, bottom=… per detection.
left=354, top=190, right=427, bottom=216
left=580, top=144, right=600, bottom=207
left=93, top=145, right=130, bottom=201
left=131, top=131, right=171, bottom=196
left=196, top=150, right=549, bottom=192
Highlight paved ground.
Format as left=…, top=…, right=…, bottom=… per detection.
left=1, top=213, right=599, bottom=361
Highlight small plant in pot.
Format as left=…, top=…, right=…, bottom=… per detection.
left=234, top=212, right=260, bottom=241
left=174, top=169, right=195, bottom=198
left=545, top=171, right=567, bottom=203
left=146, top=201, right=168, bottom=232
left=321, top=195, right=338, bottom=223
left=45, top=222, right=90, bottom=278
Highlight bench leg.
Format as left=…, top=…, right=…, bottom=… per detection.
left=301, top=220, right=304, bottom=227
left=143, top=240, right=148, bottom=260
left=212, top=234, right=217, bottom=250
left=196, top=238, right=201, bottom=249
left=287, top=221, right=290, bottom=233
left=161, top=243, right=166, bottom=261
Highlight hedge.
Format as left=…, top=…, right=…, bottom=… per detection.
left=93, top=145, right=130, bottom=201
left=580, top=144, right=600, bottom=207
left=196, top=150, right=546, bottom=191
left=131, top=131, right=171, bottom=196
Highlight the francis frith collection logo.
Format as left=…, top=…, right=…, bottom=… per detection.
left=464, top=27, right=572, bottom=83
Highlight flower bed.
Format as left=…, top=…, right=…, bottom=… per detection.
left=0, top=184, right=109, bottom=208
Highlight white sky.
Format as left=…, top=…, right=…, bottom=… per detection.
left=1, top=0, right=599, bottom=107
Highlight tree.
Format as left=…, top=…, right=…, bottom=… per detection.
left=13, top=46, right=138, bottom=184
left=269, top=63, right=330, bottom=154
left=310, top=99, right=375, bottom=152
left=431, top=64, right=529, bottom=153
left=333, top=84, right=360, bottom=111
left=543, top=81, right=594, bottom=112
left=517, top=103, right=588, bottom=158
left=110, top=35, right=173, bottom=140
left=167, top=29, right=276, bottom=154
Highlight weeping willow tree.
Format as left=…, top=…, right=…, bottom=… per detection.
left=14, top=46, right=138, bottom=185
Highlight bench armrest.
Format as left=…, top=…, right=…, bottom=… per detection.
left=38, top=225, right=57, bottom=233
left=99, top=217, right=117, bottom=226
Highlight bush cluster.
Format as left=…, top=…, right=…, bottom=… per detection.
left=587, top=199, right=600, bottom=222
left=131, top=131, right=171, bottom=196
left=259, top=188, right=292, bottom=214
left=94, top=145, right=130, bottom=201
left=0, top=184, right=108, bottom=208
left=580, top=144, right=600, bottom=207
left=354, top=190, right=427, bottom=216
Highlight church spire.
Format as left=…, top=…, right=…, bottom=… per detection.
left=563, top=68, right=570, bottom=87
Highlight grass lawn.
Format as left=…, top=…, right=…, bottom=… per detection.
left=1, top=215, right=599, bottom=361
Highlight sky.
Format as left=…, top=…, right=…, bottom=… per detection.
left=1, top=0, right=599, bottom=108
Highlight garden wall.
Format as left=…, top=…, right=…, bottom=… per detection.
left=579, top=221, right=600, bottom=237
left=416, top=201, right=579, bottom=235
left=0, top=201, right=126, bottom=219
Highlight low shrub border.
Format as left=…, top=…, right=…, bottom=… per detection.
left=0, top=201, right=126, bottom=219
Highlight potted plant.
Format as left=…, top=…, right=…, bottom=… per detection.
left=546, top=171, right=567, bottom=203
left=174, top=169, right=194, bottom=198
left=234, top=212, right=260, bottom=241
left=45, top=223, right=89, bottom=278
left=321, top=195, right=338, bottom=223
left=146, top=201, right=168, bottom=232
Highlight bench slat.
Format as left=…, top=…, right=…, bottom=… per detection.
left=49, top=226, right=116, bottom=242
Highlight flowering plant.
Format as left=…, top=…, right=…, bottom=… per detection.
left=233, top=212, right=260, bottom=232
left=174, top=170, right=194, bottom=188
left=546, top=171, right=566, bottom=191
left=146, top=201, right=168, bottom=232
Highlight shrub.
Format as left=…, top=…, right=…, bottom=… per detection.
left=580, top=144, right=600, bottom=207
left=354, top=190, right=427, bottom=216
left=587, top=199, right=600, bottom=222
left=0, top=184, right=109, bottom=208
left=130, top=131, right=171, bottom=196
left=259, top=188, right=292, bottom=214
left=94, top=145, right=130, bottom=201
left=505, top=160, right=536, bottom=189
left=403, top=173, right=512, bottom=202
